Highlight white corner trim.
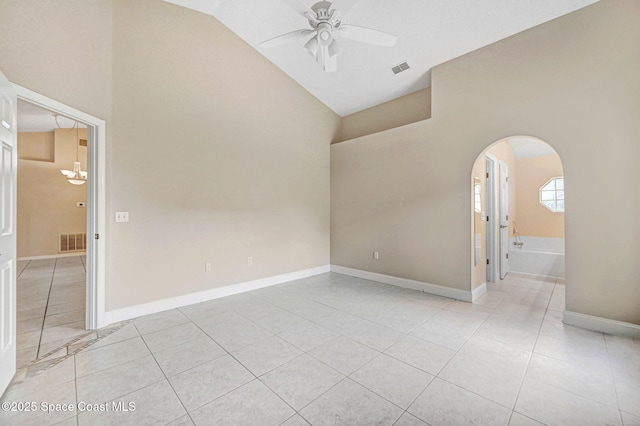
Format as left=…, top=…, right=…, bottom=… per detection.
left=102, top=265, right=330, bottom=327
left=563, top=311, right=640, bottom=337
left=330, top=265, right=472, bottom=302
left=472, top=282, right=487, bottom=301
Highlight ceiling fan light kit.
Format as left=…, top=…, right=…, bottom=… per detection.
left=260, top=0, right=397, bottom=72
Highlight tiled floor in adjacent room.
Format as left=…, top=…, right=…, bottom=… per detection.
left=2, top=270, right=639, bottom=425
left=15, top=257, right=88, bottom=369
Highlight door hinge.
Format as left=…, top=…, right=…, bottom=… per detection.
left=95, top=234, right=100, bottom=240
left=486, top=215, right=489, bottom=222
left=486, top=172, right=489, bottom=178
left=506, top=215, right=509, bottom=221
left=486, top=259, right=490, bottom=265
left=506, top=253, right=509, bottom=259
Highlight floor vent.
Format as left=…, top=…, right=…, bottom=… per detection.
left=59, top=233, right=86, bottom=253
left=391, top=62, right=410, bottom=74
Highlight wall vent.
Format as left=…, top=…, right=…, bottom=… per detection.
left=59, top=233, right=87, bottom=253
left=391, top=62, right=410, bottom=74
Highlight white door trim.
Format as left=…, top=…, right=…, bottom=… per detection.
left=498, top=160, right=509, bottom=279
left=14, top=84, right=106, bottom=330
left=485, top=153, right=497, bottom=283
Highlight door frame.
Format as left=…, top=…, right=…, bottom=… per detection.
left=485, top=153, right=497, bottom=283
left=14, top=84, right=106, bottom=330
left=498, top=160, right=509, bottom=279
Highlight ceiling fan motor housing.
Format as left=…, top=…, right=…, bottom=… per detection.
left=309, top=1, right=341, bottom=29
left=260, top=0, right=396, bottom=72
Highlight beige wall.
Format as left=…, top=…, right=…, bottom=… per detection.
left=18, top=130, right=88, bottom=258
left=516, top=155, right=564, bottom=238
left=0, top=0, right=113, bottom=123
left=335, top=88, right=431, bottom=143
left=107, top=0, right=339, bottom=308
left=2, top=0, right=339, bottom=311
left=332, top=0, right=640, bottom=324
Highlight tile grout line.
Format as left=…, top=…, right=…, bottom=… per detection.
left=133, top=324, right=197, bottom=426
left=170, top=310, right=304, bottom=419
left=16, top=259, right=31, bottom=279
left=601, top=326, right=625, bottom=424
left=252, top=278, right=466, bottom=424
left=23, top=321, right=133, bottom=377
left=248, top=283, right=461, bottom=425
left=504, top=278, right=555, bottom=424
left=34, top=259, right=58, bottom=360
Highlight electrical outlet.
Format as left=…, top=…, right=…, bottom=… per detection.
left=373, top=251, right=379, bottom=260
left=205, top=262, right=212, bottom=272
left=115, top=211, right=129, bottom=222
left=248, top=257, right=253, bottom=266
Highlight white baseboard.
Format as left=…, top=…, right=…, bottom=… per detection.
left=102, top=265, right=330, bottom=326
left=18, top=253, right=85, bottom=261
left=330, top=265, right=472, bottom=302
left=564, top=311, right=640, bottom=337
left=472, top=282, right=487, bottom=301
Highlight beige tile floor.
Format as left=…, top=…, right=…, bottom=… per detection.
left=15, top=257, right=89, bottom=369
left=1, top=268, right=639, bottom=425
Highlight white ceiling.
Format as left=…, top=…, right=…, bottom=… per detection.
left=508, top=136, right=558, bottom=158
left=18, top=100, right=86, bottom=132
left=165, top=0, right=598, bottom=117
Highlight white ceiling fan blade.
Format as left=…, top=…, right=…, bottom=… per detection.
left=321, top=46, right=337, bottom=72
left=260, top=29, right=314, bottom=48
left=324, top=55, right=337, bottom=72
left=338, top=24, right=397, bottom=47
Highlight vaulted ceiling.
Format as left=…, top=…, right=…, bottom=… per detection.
left=164, top=0, right=598, bottom=116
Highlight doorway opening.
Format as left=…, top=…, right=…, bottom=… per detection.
left=16, top=99, right=92, bottom=366
left=14, top=85, right=106, bottom=347
left=472, top=136, right=565, bottom=311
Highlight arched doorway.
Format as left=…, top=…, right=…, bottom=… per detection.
left=472, top=136, right=565, bottom=311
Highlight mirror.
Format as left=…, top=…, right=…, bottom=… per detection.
left=474, top=177, right=482, bottom=265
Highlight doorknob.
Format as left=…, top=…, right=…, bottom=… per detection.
left=500, top=225, right=508, bottom=229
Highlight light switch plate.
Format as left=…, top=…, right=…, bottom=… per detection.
left=115, top=211, right=129, bottom=222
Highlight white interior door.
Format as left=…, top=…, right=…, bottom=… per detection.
left=0, top=70, right=17, bottom=395
left=485, top=155, right=496, bottom=282
left=499, top=160, right=509, bottom=279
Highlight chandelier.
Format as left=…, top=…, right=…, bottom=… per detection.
left=59, top=119, right=87, bottom=185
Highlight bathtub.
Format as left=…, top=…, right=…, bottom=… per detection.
left=508, top=236, right=565, bottom=279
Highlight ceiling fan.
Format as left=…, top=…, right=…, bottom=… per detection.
left=260, top=0, right=397, bottom=72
